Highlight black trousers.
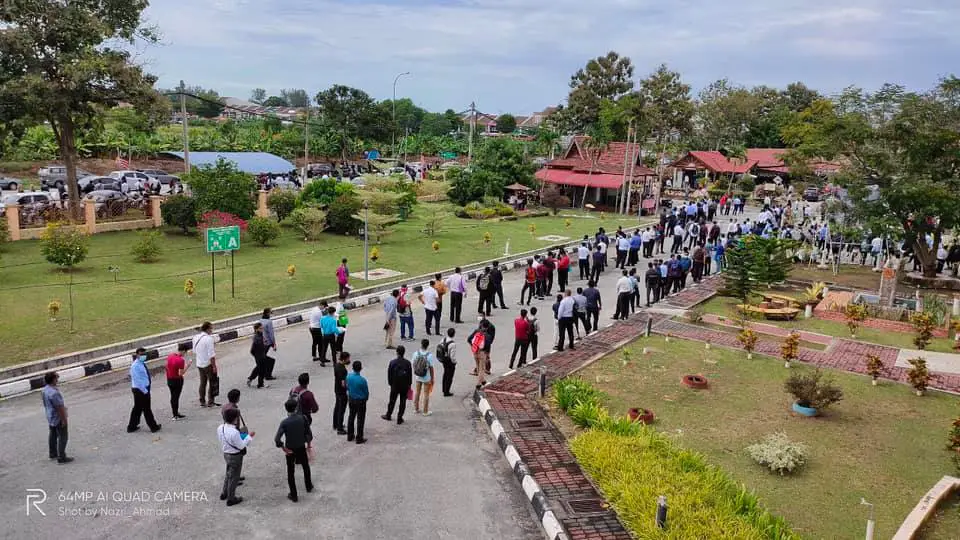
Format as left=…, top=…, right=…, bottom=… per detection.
left=510, top=339, right=529, bottom=368
left=557, top=269, right=568, bottom=291
left=440, top=360, right=456, bottom=394
left=477, top=293, right=492, bottom=316
left=285, top=447, right=313, bottom=498
left=247, top=353, right=266, bottom=387
left=545, top=272, right=554, bottom=295
left=425, top=309, right=440, bottom=335
left=167, top=378, right=183, bottom=416
left=333, top=392, right=347, bottom=430
left=590, top=265, right=601, bottom=284
left=631, top=290, right=640, bottom=312
left=628, top=248, right=639, bottom=266
left=450, top=292, right=463, bottom=322
left=586, top=307, right=599, bottom=332
left=48, top=423, right=68, bottom=459
left=579, top=259, right=590, bottom=280
left=557, top=317, right=575, bottom=350
left=646, top=281, right=659, bottom=305
left=530, top=335, right=539, bottom=359
left=616, top=249, right=627, bottom=268
left=347, top=398, right=367, bottom=439
left=309, top=328, right=323, bottom=358
left=614, top=292, right=631, bottom=319
left=521, top=282, right=535, bottom=304
left=128, top=388, right=159, bottom=431
left=386, top=385, right=408, bottom=420
left=319, top=334, right=338, bottom=364
left=671, top=236, right=683, bottom=254
left=495, top=285, right=507, bottom=308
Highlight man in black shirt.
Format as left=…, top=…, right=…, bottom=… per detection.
left=645, top=262, right=661, bottom=306
left=582, top=281, right=602, bottom=333
left=275, top=398, right=313, bottom=502
left=490, top=261, right=507, bottom=309
left=332, top=353, right=350, bottom=435
left=382, top=345, right=413, bottom=425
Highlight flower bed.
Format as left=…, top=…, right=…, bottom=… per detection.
left=814, top=310, right=949, bottom=338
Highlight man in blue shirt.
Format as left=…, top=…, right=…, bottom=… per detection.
left=128, top=347, right=161, bottom=433
left=383, top=290, right=399, bottom=350
left=319, top=306, right=343, bottom=365
left=345, top=360, right=369, bottom=444
left=42, top=372, right=72, bottom=463
left=628, top=231, right=642, bottom=266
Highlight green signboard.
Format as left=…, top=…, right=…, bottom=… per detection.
left=206, top=226, right=240, bottom=253
left=440, top=151, right=457, bottom=160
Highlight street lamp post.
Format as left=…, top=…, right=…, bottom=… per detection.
left=392, top=71, right=411, bottom=157
left=363, top=200, right=370, bottom=282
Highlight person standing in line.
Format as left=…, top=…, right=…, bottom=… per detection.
left=658, top=259, right=670, bottom=299
left=411, top=339, right=435, bottom=416
left=612, top=270, right=632, bottom=321
left=398, top=285, right=416, bottom=342
left=246, top=322, right=270, bottom=388
left=308, top=301, right=325, bottom=362
left=679, top=249, right=692, bottom=289
left=629, top=230, right=642, bottom=266
left=543, top=252, right=556, bottom=296
left=383, top=345, right=413, bottom=423
left=582, top=280, right=601, bottom=333
left=691, top=243, right=706, bottom=283
left=331, top=355, right=349, bottom=434
left=419, top=280, right=441, bottom=336
left=437, top=329, right=457, bottom=396
left=645, top=263, right=661, bottom=306
left=641, top=228, right=653, bottom=259
left=551, top=294, right=562, bottom=348
left=490, top=261, right=507, bottom=309
left=128, top=347, right=161, bottom=433
left=383, top=289, right=399, bottom=349
left=476, top=267, right=494, bottom=316
left=467, top=320, right=490, bottom=389
left=509, top=309, right=531, bottom=369
left=671, top=222, right=685, bottom=254
left=218, top=408, right=253, bottom=507
left=319, top=306, right=343, bottom=365
left=573, top=287, right=589, bottom=339
left=629, top=268, right=641, bottom=314
left=258, top=308, right=277, bottom=380
left=598, top=237, right=609, bottom=271
left=555, top=290, right=576, bottom=352
left=557, top=248, right=570, bottom=292
left=166, top=343, right=190, bottom=420
left=335, top=302, right=349, bottom=354
left=590, top=245, right=604, bottom=284
left=193, top=322, right=220, bottom=408
left=42, top=372, right=72, bottom=464
left=346, top=361, right=369, bottom=444
left=520, top=259, right=536, bottom=306
left=445, top=267, right=467, bottom=324
left=336, top=258, right=351, bottom=300
left=616, top=233, right=630, bottom=269
left=578, top=242, right=591, bottom=281
left=527, top=308, right=540, bottom=360
left=433, top=273, right=447, bottom=324
left=275, top=398, right=314, bottom=503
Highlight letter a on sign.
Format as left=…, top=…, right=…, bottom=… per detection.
left=228, top=237, right=238, bottom=249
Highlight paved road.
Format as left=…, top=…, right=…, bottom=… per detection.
left=0, top=208, right=760, bottom=540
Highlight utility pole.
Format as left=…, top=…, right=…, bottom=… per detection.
left=303, top=108, right=310, bottom=181
left=618, top=120, right=633, bottom=214
left=179, top=80, right=190, bottom=173
left=392, top=72, right=410, bottom=158
left=467, top=102, right=476, bottom=164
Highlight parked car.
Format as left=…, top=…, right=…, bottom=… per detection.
left=0, top=176, right=23, bottom=191
left=78, top=176, right=119, bottom=193
left=803, top=186, right=820, bottom=202
left=39, top=166, right=92, bottom=189
left=109, top=170, right=160, bottom=191
left=0, top=191, right=58, bottom=216
left=137, top=169, right=181, bottom=186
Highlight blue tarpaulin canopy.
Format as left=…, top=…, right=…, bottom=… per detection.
left=160, top=151, right=295, bottom=175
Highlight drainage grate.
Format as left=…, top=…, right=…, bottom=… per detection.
left=564, top=498, right=608, bottom=515
left=512, top=419, right=545, bottom=429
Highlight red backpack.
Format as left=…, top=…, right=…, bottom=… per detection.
left=525, top=267, right=536, bottom=283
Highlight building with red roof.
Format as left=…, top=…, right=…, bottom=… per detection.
left=669, top=148, right=843, bottom=189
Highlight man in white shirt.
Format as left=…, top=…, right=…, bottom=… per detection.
left=671, top=224, right=684, bottom=254
left=597, top=240, right=608, bottom=271
left=577, top=243, right=591, bottom=281
left=218, top=407, right=254, bottom=506
left=641, top=228, right=653, bottom=258
left=192, top=321, right=220, bottom=408
left=555, top=290, right=576, bottom=352
left=308, top=301, right=326, bottom=361
left=613, top=270, right=633, bottom=320
left=871, top=236, right=883, bottom=267
left=616, top=234, right=630, bottom=269
left=419, top=281, right=441, bottom=335
left=445, top=268, right=467, bottom=324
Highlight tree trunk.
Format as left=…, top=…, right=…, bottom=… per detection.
left=914, top=228, right=942, bottom=278
left=56, top=116, right=82, bottom=222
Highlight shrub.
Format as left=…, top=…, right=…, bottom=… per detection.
left=569, top=400, right=606, bottom=428
left=553, top=377, right=601, bottom=412
left=844, top=303, right=867, bottom=336
left=299, top=177, right=355, bottom=207
left=746, top=432, right=808, bottom=475
left=906, top=358, right=931, bottom=394
left=184, top=279, right=195, bottom=297
left=541, top=185, right=571, bottom=215
left=784, top=369, right=843, bottom=409
left=480, top=208, right=496, bottom=219
left=738, top=327, right=758, bottom=355
left=482, top=231, right=492, bottom=244
left=495, top=204, right=515, bottom=216
left=160, top=194, right=198, bottom=234
left=865, top=354, right=884, bottom=381
left=571, top=430, right=797, bottom=539
left=687, top=308, right=704, bottom=324
left=40, top=223, right=89, bottom=268
left=267, top=190, right=297, bottom=222
left=185, top=158, right=257, bottom=219
left=326, top=195, right=362, bottom=234
left=911, top=312, right=935, bottom=350
left=949, top=416, right=960, bottom=456
left=781, top=331, right=800, bottom=367
left=922, top=293, right=949, bottom=327
left=48, top=300, right=61, bottom=319
left=289, top=207, right=327, bottom=241
left=131, top=230, right=162, bottom=262
left=0, top=218, right=9, bottom=248
left=247, top=216, right=281, bottom=246
left=594, top=414, right=644, bottom=437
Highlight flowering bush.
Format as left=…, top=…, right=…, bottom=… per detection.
left=738, top=328, right=758, bottom=356
left=906, top=357, right=931, bottom=394
left=747, top=432, right=808, bottom=475
left=287, top=264, right=296, bottom=278
left=184, top=279, right=195, bottom=297
left=781, top=331, right=800, bottom=367
left=198, top=211, right=248, bottom=233
left=432, top=240, right=440, bottom=252
left=48, top=300, right=61, bottom=320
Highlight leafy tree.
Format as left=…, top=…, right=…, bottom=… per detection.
left=355, top=212, right=398, bottom=244
left=0, top=0, right=168, bottom=219
left=541, top=185, right=571, bottom=215
left=446, top=167, right=481, bottom=206
left=160, top=194, right=198, bottom=234
left=267, top=190, right=297, bottom=222
left=315, top=85, right=378, bottom=161
left=325, top=195, right=362, bottom=234
left=496, top=114, right=517, bottom=135
left=289, top=207, right=327, bottom=241
left=165, top=83, right=226, bottom=118
left=469, top=137, right=535, bottom=202
left=695, top=79, right=761, bottom=150
left=40, top=223, right=89, bottom=269
left=563, top=51, right=635, bottom=130
left=299, top=177, right=355, bottom=207
left=581, top=116, right=615, bottom=207
left=280, top=88, right=310, bottom=108
left=750, top=237, right=794, bottom=287
left=247, top=216, right=281, bottom=246
left=421, top=109, right=464, bottom=138
left=262, top=96, right=289, bottom=107
left=636, top=64, right=693, bottom=185
left=250, top=88, right=267, bottom=104
left=131, top=230, right=163, bottom=262
left=185, top=159, right=257, bottom=219
left=720, top=241, right=755, bottom=303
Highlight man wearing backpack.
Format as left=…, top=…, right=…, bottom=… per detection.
left=509, top=309, right=531, bottom=370
left=437, top=328, right=457, bottom=396
left=475, top=267, right=494, bottom=317
left=467, top=319, right=492, bottom=389
left=382, top=345, right=412, bottom=424
left=411, top=339, right=435, bottom=416
left=289, top=373, right=319, bottom=426
left=520, top=259, right=536, bottom=306
left=527, top=308, right=540, bottom=360
left=398, top=285, right=415, bottom=342
left=274, top=397, right=314, bottom=503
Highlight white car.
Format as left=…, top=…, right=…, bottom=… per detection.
left=0, top=191, right=58, bottom=216
left=109, top=170, right=159, bottom=191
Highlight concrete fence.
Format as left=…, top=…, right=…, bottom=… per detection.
left=5, top=196, right=164, bottom=241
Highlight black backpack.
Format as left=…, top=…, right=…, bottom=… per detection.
left=413, top=351, right=429, bottom=377
left=436, top=339, right=450, bottom=362
left=289, top=386, right=303, bottom=415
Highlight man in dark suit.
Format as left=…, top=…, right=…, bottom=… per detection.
left=381, top=346, right=413, bottom=425
left=274, top=399, right=313, bottom=503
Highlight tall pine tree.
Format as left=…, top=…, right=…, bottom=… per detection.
left=721, top=240, right=755, bottom=303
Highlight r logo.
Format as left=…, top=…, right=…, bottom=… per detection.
left=26, top=488, right=47, bottom=516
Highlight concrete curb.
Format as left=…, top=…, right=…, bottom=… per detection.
left=0, top=219, right=657, bottom=400
left=473, top=390, right=569, bottom=540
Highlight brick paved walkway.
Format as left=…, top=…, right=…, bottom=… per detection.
left=659, top=273, right=722, bottom=308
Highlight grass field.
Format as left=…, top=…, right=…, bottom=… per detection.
left=0, top=203, right=644, bottom=365
left=576, top=337, right=960, bottom=540
left=700, top=295, right=958, bottom=353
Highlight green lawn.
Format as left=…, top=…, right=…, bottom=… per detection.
left=0, top=203, right=644, bottom=365
left=700, top=295, right=958, bottom=353
left=578, top=337, right=960, bottom=540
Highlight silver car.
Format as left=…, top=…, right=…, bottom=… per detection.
left=39, top=166, right=92, bottom=189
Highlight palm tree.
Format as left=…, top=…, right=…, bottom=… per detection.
left=582, top=127, right=612, bottom=208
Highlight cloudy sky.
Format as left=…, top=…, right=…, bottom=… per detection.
left=142, top=0, right=958, bottom=115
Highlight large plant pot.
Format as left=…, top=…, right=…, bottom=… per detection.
left=628, top=407, right=655, bottom=425
left=792, top=401, right=818, bottom=417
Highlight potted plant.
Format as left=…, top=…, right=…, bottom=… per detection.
left=865, top=354, right=884, bottom=386
left=844, top=303, right=867, bottom=338
left=627, top=407, right=655, bottom=425
left=781, top=331, right=800, bottom=368
left=911, top=312, right=935, bottom=350
left=738, top=327, right=758, bottom=359
left=906, top=357, right=932, bottom=396
left=784, top=369, right=844, bottom=417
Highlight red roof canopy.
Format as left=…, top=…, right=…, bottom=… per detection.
left=536, top=168, right=628, bottom=189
